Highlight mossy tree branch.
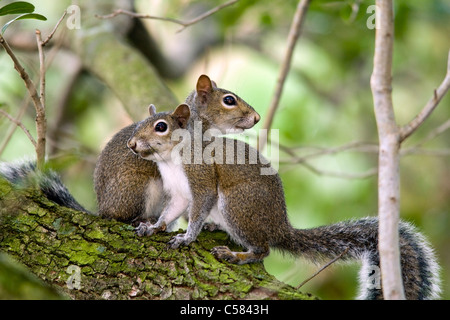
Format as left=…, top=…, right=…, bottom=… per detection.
left=0, top=178, right=314, bottom=300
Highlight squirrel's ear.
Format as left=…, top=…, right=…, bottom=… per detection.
left=196, top=75, right=213, bottom=104
left=172, top=104, right=190, bottom=129
left=148, top=104, right=157, bottom=116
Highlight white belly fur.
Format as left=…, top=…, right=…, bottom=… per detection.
left=157, top=160, right=192, bottom=222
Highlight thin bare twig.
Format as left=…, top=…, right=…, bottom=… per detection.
left=0, top=35, right=42, bottom=111
left=399, top=50, right=450, bottom=142
left=96, top=9, right=184, bottom=25
left=0, top=33, right=45, bottom=167
left=404, top=118, right=450, bottom=150
left=0, top=97, right=30, bottom=156
left=0, top=11, right=67, bottom=168
left=296, top=247, right=349, bottom=289
left=96, top=0, right=239, bottom=33
left=401, top=119, right=450, bottom=157
left=260, top=0, right=311, bottom=150
left=283, top=141, right=379, bottom=161
left=0, top=109, right=37, bottom=147
left=281, top=160, right=378, bottom=179
left=277, top=140, right=378, bottom=179
left=277, top=134, right=449, bottom=177
left=401, top=148, right=450, bottom=157
left=36, top=30, right=45, bottom=108
left=34, top=29, right=47, bottom=170
left=41, top=10, right=67, bottom=47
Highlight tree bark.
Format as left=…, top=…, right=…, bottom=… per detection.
left=0, top=178, right=314, bottom=300
left=370, top=0, right=405, bottom=299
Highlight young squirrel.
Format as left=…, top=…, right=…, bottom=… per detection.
left=0, top=75, right=260, bottom=229
left=128, top=104, right=441, bottom=300
left=94, top=74, right=260, bottom=225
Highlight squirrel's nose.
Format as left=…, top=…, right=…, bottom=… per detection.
left=127, top=138, right=137, bottom=152
left=254, top=113, right=260, bottom=124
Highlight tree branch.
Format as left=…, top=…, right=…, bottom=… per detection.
left=296, top=247, right=349, bottom=289
left=399, top=50, right=450, bottom=142
left=35, top=30, right=46, bottom=108
left=0, top=97, right=30, bottom=156
left=0, top=35, right=42, bottom=113
left=277, top=135, right=449, bottom=178
left=370, top=0, right=405, bottom=300
left=0, top=109, right=37, bottom=148
left=401, top=148, right=450, bottom=157
left=95, top=0, right=239, bottom=33
left=0, top=33, right=46, bottom=169
left=401, top=118, right=450, bottom=156
left=260, top=0, right=311, bottom=150
left=0, top=179, right=313, bottom=300
left=0, top=11, right=69, bottom=169
left=282, top=141, right=379, bottom=161
left=34, top=30, right=48, bottom=170
left=41, top=10, right=67, bottom=47
left=281, top=160, right=378, bottom=179
left=277, top=141, right=379, bottom=179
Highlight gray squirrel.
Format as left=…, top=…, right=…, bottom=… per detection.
left=127, top=103, right=441, bottom=300
left=0, top=75, right=260, bottom=228
left=93, top=74, right=259, bottom=225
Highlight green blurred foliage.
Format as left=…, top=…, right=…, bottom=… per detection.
left=0, top=0, right=449, bottom=299
left=0, top=253, right=65, bottom=299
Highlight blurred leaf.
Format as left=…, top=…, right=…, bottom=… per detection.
left=260, top=13, right=273, bottom=27
left=1, top=12, right=47, bottom=34
left=0, top=1, right=34, bottom=16
left=0, top=252, right=65, bottom=299
left=16, top=12, right=46, bottom=21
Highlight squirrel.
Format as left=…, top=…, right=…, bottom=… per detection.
left=93, top=74, right=259, bottom=226
left=0, top=75, right=260, bottom=228
left=127, top=103, right=441, bottom=300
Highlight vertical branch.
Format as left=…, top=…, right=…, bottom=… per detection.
left=260, top=0, right=311, bottom=150
left=0, top=10, right=66, bottom=169
left=0, top=33, right=46, bottom=169
left=35, top=30, right=47, bottom=170
left=370, top=0, right=405, bottom=299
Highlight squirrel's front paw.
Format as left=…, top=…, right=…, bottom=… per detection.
left=168, top=233, right=193, bottom=248
left=135, top=221, right=166, bottom=236
left=211, top=246, right=240, bottom=264
left=135, top=222, right=154, bottom=236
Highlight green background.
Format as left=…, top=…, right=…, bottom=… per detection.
left=0, top=0, right=449, bottom=299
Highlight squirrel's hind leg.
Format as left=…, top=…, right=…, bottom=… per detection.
left=211, top=246, right=269, bottom=264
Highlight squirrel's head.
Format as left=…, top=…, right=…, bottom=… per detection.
left=127, top=104, right=190, bottom=162
left=188, top=74, right=260, bottom=133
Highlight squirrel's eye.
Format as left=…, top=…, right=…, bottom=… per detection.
left=154, top=121, right=168, bottom=132
left=223, top=95, right=236, bottom=106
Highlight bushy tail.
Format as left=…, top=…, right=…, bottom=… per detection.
left=0, top=159, right=88, bottom=213
left=276, top=217, right=441, bottom=300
